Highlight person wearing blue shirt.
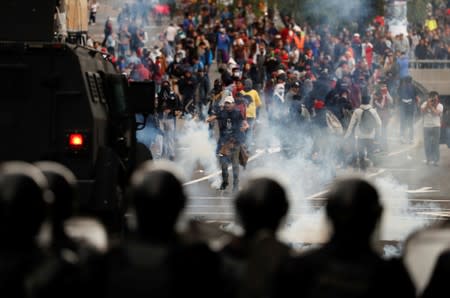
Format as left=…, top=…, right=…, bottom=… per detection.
left=397, top=51, right=410, bottom=79
left=216, top=28, right=231, bottom=64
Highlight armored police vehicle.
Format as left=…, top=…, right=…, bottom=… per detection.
left=0, top=2, right=154, bottom=228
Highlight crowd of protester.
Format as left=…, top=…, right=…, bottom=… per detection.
left=0, top=159, right=449, bottom=297
left=82, top=0, right=450, bottom=174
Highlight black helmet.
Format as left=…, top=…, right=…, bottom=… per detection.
left=128, top=161, right=186, bottom=238
left=326, top=178, right=382, bottom=241
left=0, top=161, right=50, bottom=242
left=34, top=161, right=78, bottom=227
left=235, top=177, right=288, bottom=236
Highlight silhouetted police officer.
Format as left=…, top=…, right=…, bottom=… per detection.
left=104, top=160, right=226, bottom=298
left=28, top=161, right=106, bottom=298
left=0, top=161, right=50, bottom=298
left=35, top=161, right=78, bottom=251
left=421, top=249, right=450, bottom=298
left=273, top=177, right=416, bottom=298
left=221, top=176, right=291, bottom=298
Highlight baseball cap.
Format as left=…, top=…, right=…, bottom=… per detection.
left=224, top=96, right=234, bottom=104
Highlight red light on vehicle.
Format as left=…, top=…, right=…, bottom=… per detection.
left=52, top=43, right=64, bottom=49
left=69, top=133, right=84, bottom=149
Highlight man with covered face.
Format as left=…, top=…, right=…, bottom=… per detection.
left=207, top=96, right=248, bottom=192
left=156, top=80, right=182, bottom=160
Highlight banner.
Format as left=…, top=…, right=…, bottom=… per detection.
left=65, top=0, right=88, bottom=33
left=385, top=0, right=408, bottom=36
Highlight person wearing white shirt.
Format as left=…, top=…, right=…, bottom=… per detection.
left=164, top=23, right=179, bottom=48
left=89, top=0, right=100, bottom=25
left=344, top=94, right=382, bottom=171
left=421, top=91, right=444, bottom=166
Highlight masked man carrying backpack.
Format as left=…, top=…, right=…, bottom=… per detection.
left=344, top=94, right=382, bottom=171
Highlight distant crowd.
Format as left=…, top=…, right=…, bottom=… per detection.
left=82, top=1, right=450, bottom=177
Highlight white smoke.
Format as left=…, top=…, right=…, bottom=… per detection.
left=383, top=244, right=403, bottom=259
left=278, top=173, right=438, bottom=248
left=373, top=175, right=437, bottom=241
left=175, top=108, right=437, bottom=250
left=244, top=120, right=337, bottom=244
left=302, top=0, right=364, bottom=19
left=290, top=0, right=372, bottom=30
left=176, top=118, right=221, bottom=189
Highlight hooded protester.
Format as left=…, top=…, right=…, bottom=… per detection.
left=157, top=81, right=182, bottom=160
left=269, top=73, right=287, bottom=122
left=344, top=94, right=382, bottom=171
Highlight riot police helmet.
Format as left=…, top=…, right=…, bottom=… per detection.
left=128, top=161, right=186, bottom=239
left=0, top=161, right=51, bottom=243
left=34, top=161, right=78, bottom=227
left=326, top=177, right=382, bottom=242
left=235, top=177, right=289, bottom=236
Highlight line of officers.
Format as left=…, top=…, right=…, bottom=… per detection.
left=0, top=160, right=448, bottom=298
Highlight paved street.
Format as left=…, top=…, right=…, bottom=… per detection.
left=181, top=130, right=450, bottom=248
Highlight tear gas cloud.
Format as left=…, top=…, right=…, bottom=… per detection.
left=176, top=117, right=221, bottom=190
left=298, top=0, right=372, bottom=28
left=175, top=117, right=336, bottom=243
left=174, top=113, right=437, bottom=250
left=373, top=175, right=437, bottom=241
left=279, top=174, right=438, bottom=249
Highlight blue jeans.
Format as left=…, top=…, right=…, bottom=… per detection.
left=218, top=140, right=240, bottom=189
left=357, top=138, right=375, bottom=171
left=423, top=127, right=440, bottom=162
left=399, top=105, right=415, bottom=142
left=245, top=118, right=255, bottom=150
left=160, top=114, right=176, bottom=160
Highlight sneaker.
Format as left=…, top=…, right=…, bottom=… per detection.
left=363, top=158, right=373, bottom=168
left=218, top=182, right=228, bottom=190
left=432, top=161, right=439, bottom=167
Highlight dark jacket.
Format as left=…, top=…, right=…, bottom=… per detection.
left=217, top=108, right=245, bottom=145
left=157, top=87, right=182, bottom=117
left=273, top=241, right=416, bottom=298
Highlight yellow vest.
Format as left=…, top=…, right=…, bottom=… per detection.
left=240, top=89, right=262, bottom=119
left=425, top=19, right=438, bottom=31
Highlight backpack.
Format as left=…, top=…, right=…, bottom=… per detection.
left=326, top=110, right=344, bottom=135
left=360, top=108, right=377, bottom=133
left=239, top=145, right=249, bottom=168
